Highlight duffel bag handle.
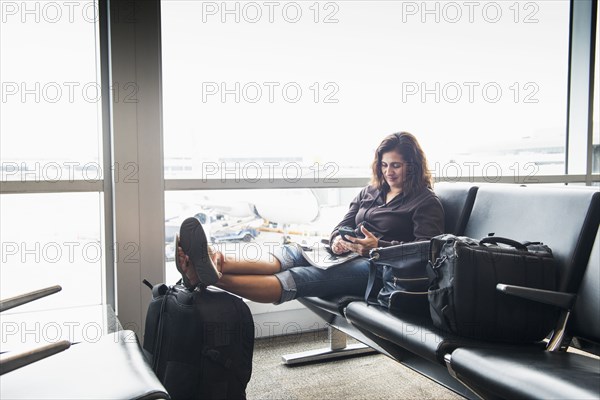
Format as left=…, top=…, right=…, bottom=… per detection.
left=480, top=236, right=528, bottom=251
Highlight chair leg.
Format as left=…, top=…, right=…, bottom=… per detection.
left=281, top=325, right=377, bottom=365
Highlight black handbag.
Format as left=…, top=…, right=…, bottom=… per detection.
left=366, top=241, right=431, bottom=315
left=428, top=234, right=559, bottom=343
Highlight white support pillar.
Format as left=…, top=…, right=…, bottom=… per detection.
left=108, top=0, right=165, bottom=335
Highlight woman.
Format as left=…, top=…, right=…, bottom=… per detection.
left=176, top=132, right=444, bottom=303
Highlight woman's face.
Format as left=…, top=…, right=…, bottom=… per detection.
left=380, top=151, right=406, bottom=191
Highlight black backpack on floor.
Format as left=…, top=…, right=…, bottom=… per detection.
left=143, top=283, right=255, bottom=400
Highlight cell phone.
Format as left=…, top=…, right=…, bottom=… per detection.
left=339, top=223, right=382, bottom=242
left=339, top=226, right=358, bottom=242
left=357, top=221, right=383, bottom=239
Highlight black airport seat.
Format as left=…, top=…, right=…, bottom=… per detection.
left=0, top=330, right=170, bottom=400
left=342, top=185, right=599, bottom=397
left=346, top=185, right=599, bottom=362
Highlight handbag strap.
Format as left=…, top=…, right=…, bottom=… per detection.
left=151, top=286, right=170, bottom=373
left=364, top=260, right=379, bottom=305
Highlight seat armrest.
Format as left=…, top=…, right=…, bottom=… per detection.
left=496, top=284, right=576, bottom=310
left=0, top=286, right=62, bottom=313
left=0, top=340, right=71, bottom=375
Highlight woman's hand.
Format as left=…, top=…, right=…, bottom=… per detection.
left=331, top=235, right=351, bottom=255
left=342, top=225, right=380, bottom=256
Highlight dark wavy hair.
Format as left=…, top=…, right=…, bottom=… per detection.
left=370, top=132, right=433, bottom=196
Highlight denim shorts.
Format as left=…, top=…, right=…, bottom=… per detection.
left=271, top=244, right=370, bottom=304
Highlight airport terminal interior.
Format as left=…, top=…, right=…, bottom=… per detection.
left=1, top=0, right=599, bottom=399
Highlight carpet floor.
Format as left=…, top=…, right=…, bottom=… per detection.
left=246, top=330, right=463, bottom=400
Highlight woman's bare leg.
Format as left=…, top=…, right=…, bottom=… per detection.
left=215, top=274, right=282, bottom=303
left=179, top=245, right=282, bottom=277
left=216, top=251, right=282, bottom=275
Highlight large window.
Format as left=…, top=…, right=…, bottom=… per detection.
left=162, top=0, right=570, bottom=184
left=0, top=0, right=104, bottom=311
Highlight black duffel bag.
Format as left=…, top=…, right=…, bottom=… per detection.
left=427, top=234, right=560, bottom=343
left=366, top=241, right=431, bottom=315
